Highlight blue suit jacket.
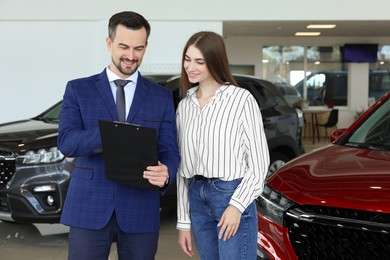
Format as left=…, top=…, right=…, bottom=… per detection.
left=57, top=70, right=180, bottom=233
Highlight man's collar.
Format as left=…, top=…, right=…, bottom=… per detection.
left=106, top=67, right=139, bottom=85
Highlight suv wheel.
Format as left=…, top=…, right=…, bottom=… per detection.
left=268, top=151, right=289, bottom=176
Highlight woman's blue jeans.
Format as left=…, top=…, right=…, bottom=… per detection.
left=188, top=177, right=258, bottom=260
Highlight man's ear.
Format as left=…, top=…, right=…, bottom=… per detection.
left=106, top=36, right=113, bottom=52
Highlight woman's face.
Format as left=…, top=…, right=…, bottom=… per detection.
left=184, top=45, right=212, bottom=85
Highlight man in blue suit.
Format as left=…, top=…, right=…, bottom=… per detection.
left=58, top=11, right=180, bottom=260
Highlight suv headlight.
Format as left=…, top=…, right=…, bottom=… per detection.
left=22, top=147, right=64, bottom=165
left=257, top=184, right=294, bottom=226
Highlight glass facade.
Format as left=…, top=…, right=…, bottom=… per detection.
left=262, top=45, right=390, bottom=107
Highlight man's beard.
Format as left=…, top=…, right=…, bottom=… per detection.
left=113, top=57, right=139, bottom=76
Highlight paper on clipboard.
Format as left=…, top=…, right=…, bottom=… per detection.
left=98, top=120, right=158, bottom=190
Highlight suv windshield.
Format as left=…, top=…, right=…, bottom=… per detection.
left=37, top=102, right=62, bottom=122
left=346, top=98, right=390, bottom=150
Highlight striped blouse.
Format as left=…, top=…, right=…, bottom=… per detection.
left=176, top=84, right=270, bottom=231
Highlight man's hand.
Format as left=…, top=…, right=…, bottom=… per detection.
left=178, top=230, right=195, bottom=257
left=217, top=205, right=242, bottom=241
left=143, top=161, right=169, bottom=188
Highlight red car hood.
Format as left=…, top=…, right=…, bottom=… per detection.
left=268, top=144, right=390, bottom=213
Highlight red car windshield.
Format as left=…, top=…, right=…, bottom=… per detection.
left=344, top=96, right=390, bottom=151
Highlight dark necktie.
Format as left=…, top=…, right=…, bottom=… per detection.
left=114, top=79, right=130, bottom=121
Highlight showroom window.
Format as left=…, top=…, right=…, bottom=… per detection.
left=368, top=45, right=390, bottom=101
left=371, top=45, right=390, bottom=70
left=262, top=45, right=390, bottom=107
left=304, top=46, right=345, bottom=106
left=262, top=46, right=304, bottom=88
left=262, top=45, right=345, bottom=106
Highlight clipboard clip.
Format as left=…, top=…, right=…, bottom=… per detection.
left=113, top=121, right=142, bottom=130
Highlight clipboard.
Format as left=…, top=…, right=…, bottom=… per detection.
left=98, top=120, right=159, bottom=190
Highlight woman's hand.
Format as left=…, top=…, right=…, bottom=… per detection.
left=217, top=205, right=242, bottom=241
left=178, top=230, right=195, bottom=257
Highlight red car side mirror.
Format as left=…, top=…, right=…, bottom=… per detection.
left=330, top=128, right=346, bottom=142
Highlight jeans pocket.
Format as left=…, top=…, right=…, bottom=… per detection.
left=211, top=178, right=242, bottom=193
left=242, top=200, right=257, bottom=217
left=188, top=177, right=194, bottom=189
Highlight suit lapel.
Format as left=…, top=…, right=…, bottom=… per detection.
left=96, top=69, right=118, bottom=120
left=127, top=75, right=149, bottom=122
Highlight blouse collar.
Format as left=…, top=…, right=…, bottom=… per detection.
left=186, top=83, right=230, bottom=97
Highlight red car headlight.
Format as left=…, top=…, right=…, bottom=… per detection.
left=257, top=184, right=295, bottom=226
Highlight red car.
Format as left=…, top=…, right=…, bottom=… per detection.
left=256, top=91, right=390, bottom=259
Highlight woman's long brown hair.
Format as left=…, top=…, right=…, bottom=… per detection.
left=180, top=31, right=238, bottom=98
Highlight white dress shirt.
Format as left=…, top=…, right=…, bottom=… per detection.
left=106, top=68, right=138, bottom=119
left=176, top=84, right=270, bottom=230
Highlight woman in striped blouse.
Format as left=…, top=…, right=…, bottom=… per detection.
left=176, top=31, right=270, bottom=260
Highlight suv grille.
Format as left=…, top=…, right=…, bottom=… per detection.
left=0, top=194, right=10, bottom=212
left=0, top=152, right=16, bottom=187
left=286, top=205, right=390, bottom=259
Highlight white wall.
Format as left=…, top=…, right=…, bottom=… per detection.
left=1, top=0, right=390, bottom=123
left=0, top=20, right=107, bottom=121
left=3, top=0, right=390, bottom=20
left=347, top=63, right=370, bottom=124
left=0, top=3, right=221, bottom=123
left=141, top=21, right=222, bottom=73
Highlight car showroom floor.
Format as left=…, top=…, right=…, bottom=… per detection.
left=0, top=137, right=328, bottom=260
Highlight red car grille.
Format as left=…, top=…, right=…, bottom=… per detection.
left=286, top=205, right=390, bottom=259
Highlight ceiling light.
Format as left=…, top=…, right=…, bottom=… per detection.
left=307, top=24, right=336, bottom=29
left=295, top=32, right=321, bottom=36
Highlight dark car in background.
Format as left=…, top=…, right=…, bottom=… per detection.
left=256, top=91, right=390, bottom=259
left=0, top=73, right=303, bottom=224
left=0, top=102, right=72, bottom=223
left=145, top=74, right=305, bottom=173
left=295, top=70, right=390, bottom=106
left=275, top=83, right=302, bottom=108
left=0, top=100, right=177, bottom=223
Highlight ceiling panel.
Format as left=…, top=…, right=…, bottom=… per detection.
left=223, top=20, right=390, bottom=37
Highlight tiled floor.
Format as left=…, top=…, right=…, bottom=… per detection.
left=0, top=207, right=190, bottom=260
left=0, top=137, right=328, bottom=260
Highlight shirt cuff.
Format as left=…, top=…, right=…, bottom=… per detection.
left=176, top=221, right=191, bottom=231
left=229, top=199, right=246, bottom=213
